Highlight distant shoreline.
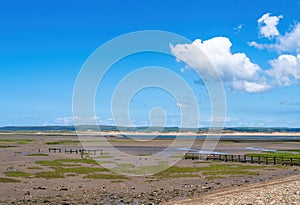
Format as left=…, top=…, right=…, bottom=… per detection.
left=1, top=130, right=300, bottom=136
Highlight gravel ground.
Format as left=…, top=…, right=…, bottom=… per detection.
left=168, top=175, right=300, bottom=205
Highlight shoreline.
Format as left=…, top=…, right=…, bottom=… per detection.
left=1, top=130, right=300, bottom=136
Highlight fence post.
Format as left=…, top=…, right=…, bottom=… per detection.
left=251, top=156, right=253, bottom=163
left=290, top=158, right=293, bottom=166
left=273, top=157, right=276, bottom=165
left=238, top=155, right=240, bottom=162
left=258, top=156, right=260, bottom=164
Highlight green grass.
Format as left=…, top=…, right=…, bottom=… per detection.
left=160, top=166, right=203, bottom=173
left=95, top=155, right=113, bottom=158
left=36, top=160, right=80, bottom=167
left=55, top=166, right=108, bottom=174
left=0, top=177, right=21, bottom=183
left=55, top=158, right=98, bottom=165
left=202, top=170, right=258, bottom=176
left=169, top=155, right=185, bottom=158
left=0, top=139, right=33, bottom=144
left=138, top=153, right=153, bottom=156
left=280, top=149, right=300, bottom=152
left=36, top=158, right=98, bottom=167
left=84, top=173, right=129, bottom=180
left=154, top=166, right=203, bottom=178
left=193, top=161, right=212, bottom=164
left=45, top=140, right=79, bottom=145
left=27, top=153, right=49, bottom=156
left=35, top=171, right=64, bottom=179
left=197, top=164, right=266, bottom=171
left=154, top=163, right=267, bottom=178
left=4, top=171, right=32, bottom=178
left=246, top=152, right=300, bottom=159
left=27, top=166, right=42, bottom=170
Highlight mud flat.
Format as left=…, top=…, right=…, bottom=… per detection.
left=0, top=133, right=300, bottom=204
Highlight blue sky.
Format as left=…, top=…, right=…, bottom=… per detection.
left=1, top=0, right=300, bottom=127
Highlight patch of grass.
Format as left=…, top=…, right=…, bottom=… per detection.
left=138, top=153, right=153, bottom=156
left=84, top=173, right=129, bottom=180
left=197, top=164, right=266, bottom=171
left=169, top=155, right=185, bottom=158
left=95, top=155, right=113, bottom=158
left=203, top=170, right=258, bottom=176
left=27, top=166, right=42, bottom=170
left=35, top=171, right=64, bottom=179
left=160, top=166, right=203, bottom=173
left=27, top=153, right=49, bottom=156
left=45, top=140, right=79, bottom=145
left=0, top=139, right=33, bottom=144
left=36, top=158, right=99, bottom=167
left=193, top=161, right=212, bottom=164
left=55, top=158, right=98, bottom=165
left=0, top=177, right=21, bottom=183
left=4, top=171, right=32, bottom=178
left=55, top=166, right=108, bottom=174
left=155, top=163, right=266, bottom=179
left=36, top=160, right=80, bottom=167
left=246, top=152, right=300, bottom=159
left=154, top=166, right=203, bottom=178
left=66, top=173, right=77, bottom=177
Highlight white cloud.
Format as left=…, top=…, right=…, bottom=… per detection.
left=54, top=117, right=74, bottom=124
left=170, top=37, right=269, bottom=93
left=232, top=79, right=271, bottom=93
left=258, top=13, right=283, bottom=39
left=267, top=54, right=300, bottom=86
left=234, top=24, right=243, bottom=33
left=275, top=24, right=300, bottom=53
left=249, top=16, right=300, bottom=53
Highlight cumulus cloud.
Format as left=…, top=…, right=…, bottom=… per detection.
left=267, top=54, right=300, bottom=86
left=249, top=13, right=300, bottom=53
left=258, top=13, right=283, bottom=39
left=170, top=37, right=269, bottom=93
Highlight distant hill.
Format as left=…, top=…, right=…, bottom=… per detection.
left=0, top=125, right=300, bottom=133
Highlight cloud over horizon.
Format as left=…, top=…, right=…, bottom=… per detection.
left=171, top=37, right=270, bottom=93
left=171, top=12, right=300, bottom=93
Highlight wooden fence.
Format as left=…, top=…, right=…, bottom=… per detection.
left=48, top=148, right=102, bottom=155
left=185, top=152, right=300, bottom=166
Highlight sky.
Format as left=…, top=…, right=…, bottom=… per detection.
left=1, top=0, right=300, bottom=127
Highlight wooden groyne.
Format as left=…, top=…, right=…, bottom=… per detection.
left=185, top=152, right=300, bottom=166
